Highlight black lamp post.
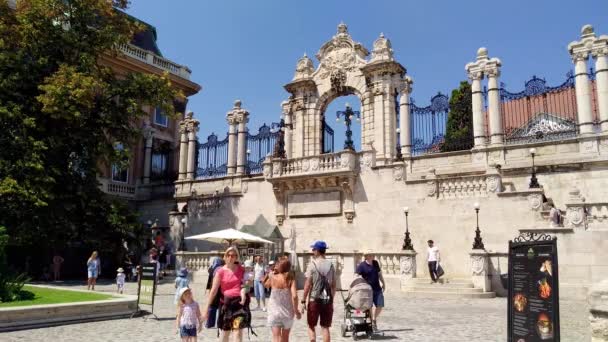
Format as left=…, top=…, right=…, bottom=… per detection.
left=529, top=148, right=540, bottom=188
left=336, top=103, right=360, bottom=151
left=472, top=202, right=485, bottom=249
left=180, top=217, right=187, bottom=251
left=395, top=128, right=404, bottom=161
left=246, top=149, right=251, bottom=176
left=402, top=207, right=414, bottom=250
left=272, top=117, right=292, bottom=158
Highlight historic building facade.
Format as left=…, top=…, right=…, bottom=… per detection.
left=171, top=24, right=608, bottom=301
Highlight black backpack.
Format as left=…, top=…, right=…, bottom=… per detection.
left=312, top=261, right=333, bottom=305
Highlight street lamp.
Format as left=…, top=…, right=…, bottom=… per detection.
left=336, top=103, right=360, bottom=151
left=402, top=207, right=414, bottom=250
left=180, top=217, right=187, bottom=251
left=395, top=128, right=404, bottom=161
left=529, top=148, right=540, bottom=188
left=246, top=149, right=251, bottom=175
left=472, top=202, right=485, bottom=250
left=271, top=115, right=292, bottom=159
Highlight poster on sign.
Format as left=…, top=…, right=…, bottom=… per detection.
left=508, top=232, right=560, bottom=342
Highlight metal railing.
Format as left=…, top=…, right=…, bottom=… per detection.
left=196, top=133, right=229, bottom=179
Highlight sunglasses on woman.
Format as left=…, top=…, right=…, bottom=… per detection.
left=227, top=254, right=237, bottom=258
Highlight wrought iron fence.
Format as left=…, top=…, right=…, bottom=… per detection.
left=500, top=72, right=579, bottom=144
left=196, top=133, right=229, bottom=179
left=410, top=93, right=453, bottom=156
left=246, top=123, right=278, bottom=174
left=322, top=118, right=335, bottom=154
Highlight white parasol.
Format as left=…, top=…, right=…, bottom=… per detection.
left=185, top=228, right=274, bottom=246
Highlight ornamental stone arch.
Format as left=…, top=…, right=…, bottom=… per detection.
left=282, top=23, right=413, bottom=164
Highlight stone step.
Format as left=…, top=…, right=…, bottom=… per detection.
left=401, top=290, right=496, bottom=299
left=403, top=286, right=484, bottom=294
left=410, top=278, right=472, bottom=285
left=403, top=282, right=474, bottom=289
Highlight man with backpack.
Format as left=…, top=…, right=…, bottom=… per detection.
left=302, top=240, right=336, bottom=342
left=356, top=249, right=385, bottom=332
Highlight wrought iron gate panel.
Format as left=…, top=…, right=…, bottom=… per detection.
left=500, top=72, right=580, bottom=144
left=410, top=93, right=450, bottom=156
left=322, top=118, right=335, bottom=154
left=196, top=133, right=229, bottom=179
left=246, top=123, right=279, bottom=174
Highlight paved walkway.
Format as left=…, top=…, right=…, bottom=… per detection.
left=2, top=280, right=590, bottom=341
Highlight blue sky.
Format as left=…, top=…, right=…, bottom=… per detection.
left=128, top=0, right=607, bottom=150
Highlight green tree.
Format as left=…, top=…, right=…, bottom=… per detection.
left=441, top=81, right=474, bottom=152
left=0, top=0, right=182, bottom=273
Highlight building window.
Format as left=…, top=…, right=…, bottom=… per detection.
left=151, top=139, right=173, bottom=181
left=154, top=107, right=168, bottom=127
left=111, top=143, right=129, bottom=183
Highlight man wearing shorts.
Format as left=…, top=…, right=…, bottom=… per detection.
left=356, top=249, right=386, bottom=332
left=302, top=241, right=336, bottom=342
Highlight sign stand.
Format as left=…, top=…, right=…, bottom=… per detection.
left=508, top=232, right=560, bottom=342
left=130, top=263, right=159, bottom=320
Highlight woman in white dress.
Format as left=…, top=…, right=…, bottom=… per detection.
left=264, top=259, right=301, bottom=342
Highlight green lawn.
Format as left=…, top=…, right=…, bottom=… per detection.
left=0, top=285, right=115, bottom=308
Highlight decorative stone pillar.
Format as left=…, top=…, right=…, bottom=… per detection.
left=399, top=77, right=413, bottom=157
left=568, top=25, right=597, bottom=135
left=178, top=116, right=189, bottom=180
left=236, top=117, right=249, bottom=175
left=593, top=40, right=608, bottom=132
left=284, top=114, right=293, bottom=159
left=181, top=111, right=199, bottom=181
left=169, top=210, right=187, bottom=255
left=224, top=100, right=250, bottom=176
left=470, top=249, right=491, bottom=292
left=226, top=117, right=237, bottom=175
left=273, top=184, right=286, bottom=226
left=589, top=279, right=608, bottom=342
left=399, top=250, right=417, bottom=288
left=143, top=124, right=155, bottom=184
left=486, top=67, right=504, bottom=145
left=341, top=173, right=356, bottom=223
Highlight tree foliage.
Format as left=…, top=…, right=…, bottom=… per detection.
left=0, top=0, right=182, bottom=273
left=441, top=81, right=474, bottom=152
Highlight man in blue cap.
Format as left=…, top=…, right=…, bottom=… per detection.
left=301, top=240, right=336, bottom=342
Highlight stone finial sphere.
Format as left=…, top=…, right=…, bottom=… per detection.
left=477, top=47, right=488, bottom=57
left=234, top=100, right=242, bottom=108
left=581, top=24, right=594, bottom=35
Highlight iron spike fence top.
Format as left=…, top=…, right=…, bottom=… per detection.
left=500, top=71, right=576, bottom=101
left=410, top=92, right=450, bottom=114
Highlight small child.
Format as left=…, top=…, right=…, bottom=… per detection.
left=176, top=287, right=202, bottom=342
left=240, top=260, right=254, bottom=305
left=116, top=268, right=126, bottom=294
left=175, top=268, right=190, bottom=305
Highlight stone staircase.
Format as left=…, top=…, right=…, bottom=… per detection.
left=401, top=277, right=496, bottom=299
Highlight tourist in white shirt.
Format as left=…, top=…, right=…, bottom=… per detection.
left=427, top=240, right=440, bottom=284
left=253, top=256, right=267, bottom=311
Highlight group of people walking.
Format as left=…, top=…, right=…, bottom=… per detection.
left=174, top=240, right=389, bottom=342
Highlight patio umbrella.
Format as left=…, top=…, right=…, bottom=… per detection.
left=185, top=228, right=274, bottom=246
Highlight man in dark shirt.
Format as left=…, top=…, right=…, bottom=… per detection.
left=356, top=249, right=385, bottom=332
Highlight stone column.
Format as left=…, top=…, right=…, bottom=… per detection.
left=226, top=119, right=237, bottom=175
left=589, top=279, right=608, bottom=342
left=593, top=47, right=608, bottom=132
left=573, top=53, right=595, bottom=134
left=487, top=68, right=504, bottom=145
left=470, top=249, right=490, bottom=292
left=285, top=114, right=293, bottom=159
left=470, top=73, right=486, bottom=147
left=399, top=77, right=413, bottom=157
left=143, top=125, right=155, bottom=184
left=186, top=129, right=198, bottom=181
left=178, top=120, right=189, bottom=180
left=399, top=250, right=417, bottom=289
left=236, top=118, right=249, bottom=175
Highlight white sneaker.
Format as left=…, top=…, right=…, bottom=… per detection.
left=262, top=308, right=267, bottom=312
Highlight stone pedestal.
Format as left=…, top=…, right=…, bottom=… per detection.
left=169, top=211, right=187, bottom=253
left=399, top=250, right=417, bottom=288
left=470, top=249, right=490, bottom=292
left=589, top=279, right=608, bottom=341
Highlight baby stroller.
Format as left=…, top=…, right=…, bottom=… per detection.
left=339, top=277, right=376, bottom=340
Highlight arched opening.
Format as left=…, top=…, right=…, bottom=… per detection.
left=324, top=95, right=362, bottom=152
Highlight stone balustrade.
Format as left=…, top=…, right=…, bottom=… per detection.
left=174, top=251, right=223, bottom=273
left=118, top=43, right=192, bottom=80
left=98, top=178, right=136, bottom=199
left=420, top=172, right=503, bottom=199
left=264, top=150, right=357, bottom=180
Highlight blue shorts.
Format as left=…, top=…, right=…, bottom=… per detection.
left=373, top=290, right=384, bottom=308
left=87, top=270, right=98, bottom=279
left=180, top=325, right=197, bottom=337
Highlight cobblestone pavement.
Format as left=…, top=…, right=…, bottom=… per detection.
left=2, top=280, right=590, bottom=341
